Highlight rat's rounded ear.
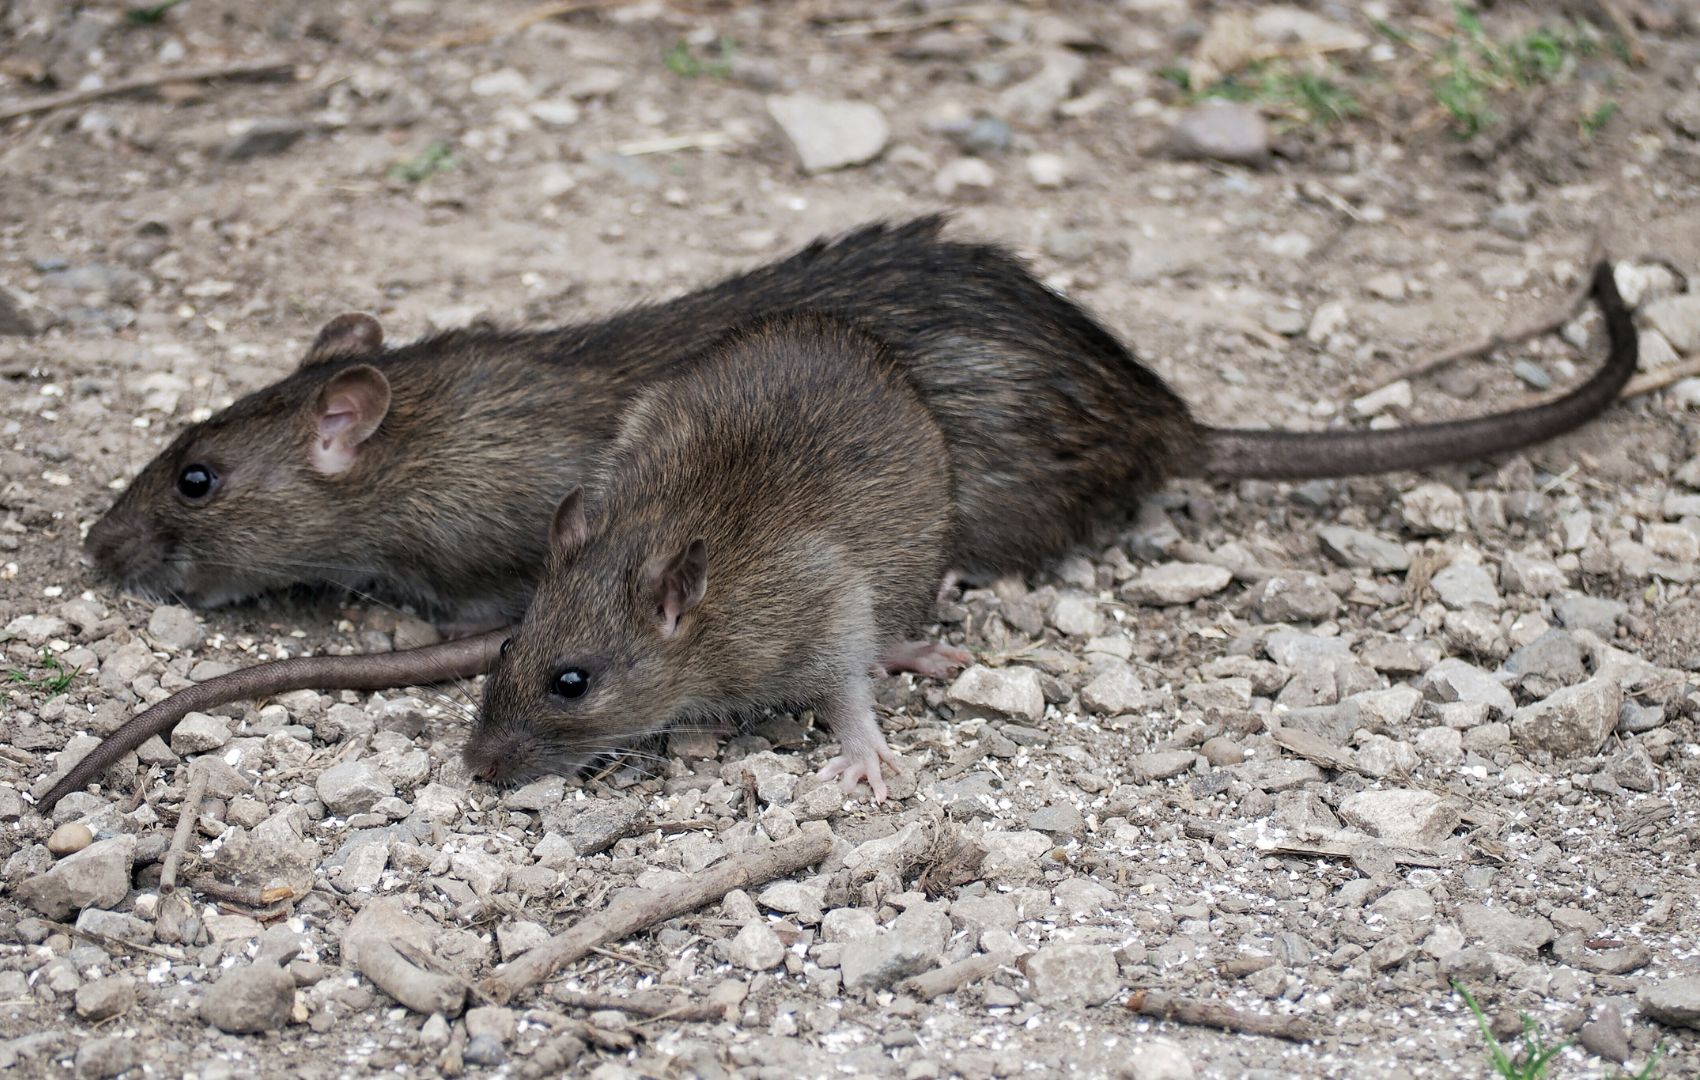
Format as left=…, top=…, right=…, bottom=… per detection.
left=309, top=365, right=391, bottom=475
left=551, top=487, right=589, bottom=554
left=651, top=538, right=707, bottom=638
left=301, top=312, right=384, bottom=368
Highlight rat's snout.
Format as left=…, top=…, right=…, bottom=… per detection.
left=462, top=726, right=534, bottom=787
left=85, top=506, right=165, bottom=583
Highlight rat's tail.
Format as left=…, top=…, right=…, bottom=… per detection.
left=1178, top=261, right=1636, bottom=481
left=35, top=629, right=509, bottom=813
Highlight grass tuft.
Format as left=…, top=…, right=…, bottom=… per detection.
left=6, top=650, right=80, bottom=696
left=388, top=141, right=455, bottom=183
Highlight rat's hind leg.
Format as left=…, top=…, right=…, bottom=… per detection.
left=816, top=673, right=902, bottom=802
left=880, top=640, right=972, bottom=680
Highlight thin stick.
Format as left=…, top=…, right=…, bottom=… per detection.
left=901, top=951, right=1011, bottom=1000
left=482, top=822, right=833, bottom=1004
left=1353, top=251, right=1602, bottom=398
left=159, top=761, right=208, bottom=894
left=0, top=58, right=296, bottom=122
left=1125, top=988, right=1316, bottom=1043
left=553, top=988, right=723, bottom=1022
left=48, top=919, right=185, bottom=962
left=1622, top=357, right=1700, bottom=399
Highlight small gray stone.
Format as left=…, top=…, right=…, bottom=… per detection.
left=1257, top=573, right=1340, bottom=623
left=495, top=920, right=550, bottom=962
left=1551, top=595, right=1627, bottom=637
left=1120, top=1039, right=1195, bottom=1080
left=15, top=834, right=136, bottom=919
left=725, top=920, right=787, bottom=971
left=221, top=119, right=310, bottom=161
left=170, top=711, right=232, bottom=754
left=464, top=1035, right=507, bottom=1067
left=1027, top=803, right=1085, bottom=836
left=1640, top=976, right=1700, bottom=1029
left=1168, top=101, right=1269, bottom=165
left=1319, top=527, right=1410, bottom=572
left=1605, top=742, right=1657, bottom=791
left=74, top=976, right=137, bottom=1021
left=1049, top=593, right=1102, bottom=637
left=146, top=605, right=203, bottom=651
left=1124, top=562, right=1232, bottom=605
left=1643, top=294, right=1700, bottom=353
left=1511, top=677, right=1621, bottom=757
left=316, top=761, right=395, bottom=816
left=1024, top=944, right=1120, bottom=1006
left=1503, top=630, right=1586, bottom=688
left=766, top=94, right=889, bottom=173
left=1401, top=483, right=1467, bottom=534
left=1431, top=561, right=1500, bottom=610
left=841, top=905, right=949, bottom=991
left=74, top=1036, right=139, bottom=1080
left=1501, top=553, right=1566, bottom=597
left=200, top=960, right=295, bottom=1033
left=1082, top=664, right=1147, bottom=715
left=1423, top=659, right=1515, bottom=716
left=1130, top=751, right=1196, bottom=784
left=1579, top=1003, right=1630, bottom=1064
left=949, top=665, right=1045, bottom=723
left=1359, top=638, right=1442, bottom=675
left=1338, top=789, right=1459, bottom=848
left=1459, top=904, right=1554, bottom=958
left=3, top=613, right=69, bottom=646
left=934, top=157, right=996, bottom=198
left=465, top=1005, right=516, bottom=1043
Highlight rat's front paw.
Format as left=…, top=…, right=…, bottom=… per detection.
left=818, top=744, right=903, bottom=803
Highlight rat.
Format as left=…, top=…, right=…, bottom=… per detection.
left=44, top=222, right=1636, bottom=810
left=463, top=313, right=964, bottom=800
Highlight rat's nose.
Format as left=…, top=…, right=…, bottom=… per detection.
left=463, top=730, right=525, bottom=785
left=85, top=508, right=158, bottom=580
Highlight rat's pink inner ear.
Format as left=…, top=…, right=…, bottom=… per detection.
left=551, top=487, right=589, bottom=553
left=308, top=364, right=391, bottom=475
left=301, top=312, right=384, bottom=368
left=654, top=538, right=708, bottom=637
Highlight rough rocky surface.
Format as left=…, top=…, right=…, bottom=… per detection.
left=0, top=3, right=1696, bottom=1078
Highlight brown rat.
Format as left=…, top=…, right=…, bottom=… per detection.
left=86, top=217, right=1635, bottom=617
left=463, top=314, right=965, bottom=800
left=49, top=225, right=1637, bottom=809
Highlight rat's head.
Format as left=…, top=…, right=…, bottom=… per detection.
left=86, top=313, right=398, bottom=607
left=464, top=488, right=710, bottom=785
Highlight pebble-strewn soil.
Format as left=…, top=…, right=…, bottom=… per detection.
left=3, top=2, right=1700, bottom=1077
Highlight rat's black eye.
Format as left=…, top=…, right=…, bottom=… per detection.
left=500, top=638, right=512, bottom=657
left=175, top=464, right=218, bottom=501
left=552, top=667, right=590, bottom=700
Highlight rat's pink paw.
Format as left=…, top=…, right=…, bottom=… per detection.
left=818, top=745, right=903, bottom=803
left=880, top=641, right=972, bottom=680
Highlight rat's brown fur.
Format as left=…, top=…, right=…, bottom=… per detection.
left=466, top=315, right=955, bottom=798
left=85, top=216, right=1191, bottom=621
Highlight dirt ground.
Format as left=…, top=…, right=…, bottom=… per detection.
left=3, top=1, right=1700, bottom=1077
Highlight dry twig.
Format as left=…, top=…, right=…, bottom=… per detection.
left=0, top=58, right=296, bottom=122
left=159, top=761, right=208, bottom=894
left=1125, top=988, right=1316, bottom=1042
left=901, top=951, right=1011, bottom=1001
left=1622, top=357, right=1700, bottom=399
left=483, top=822, right=833, bottom=1003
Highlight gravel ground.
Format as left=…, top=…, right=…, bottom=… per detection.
left=4, top=2, right=1700, bottom=1077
